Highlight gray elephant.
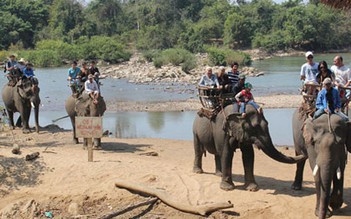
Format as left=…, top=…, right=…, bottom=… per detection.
left=2, top=78, right=40, bottom=133
left=65, top=93, right=106, bottom=147
left=193, top=104, right=305, bottom=191
left=292, top=109, right=351, bottom=218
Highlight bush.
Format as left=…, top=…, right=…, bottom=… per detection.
left=206, top=47, right=252, bottom=66
left=142, top=50, right=160, bottom=62
left=151, top=48, right=196, bottom=72
left=18, top=50, right=61, bottom=67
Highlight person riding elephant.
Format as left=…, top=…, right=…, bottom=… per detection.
left=65, top=93, right=106, bottom=148
left=294, top=113, right=351, bottom=219
left=1, top=77, right=40, bottom=133
left=193, top=104, right=306, bottom=191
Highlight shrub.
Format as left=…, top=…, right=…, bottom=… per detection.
left=151, top=48, right=196, bottom=72
left=206, top=47, right=251, bottom=66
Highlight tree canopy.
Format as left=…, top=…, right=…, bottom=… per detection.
left=1, top=0, right=350, bottom=53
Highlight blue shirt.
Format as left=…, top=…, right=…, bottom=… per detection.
left=68, top=67, right=80, bottom=79
left=6, top=61, right=17, bottom=73
left=23, top=68, right=35, bottom=78
left=316, top=87, right=341, bottom=113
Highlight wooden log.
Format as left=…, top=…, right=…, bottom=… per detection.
left=115, top=179, right=233, bottom=216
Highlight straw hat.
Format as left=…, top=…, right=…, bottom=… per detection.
left=18, top=58, right=26, bottom=63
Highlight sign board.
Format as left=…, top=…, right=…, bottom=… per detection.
left=75, top=117, right=103, bottom=138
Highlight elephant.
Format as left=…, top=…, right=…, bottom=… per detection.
left=65, top=93, right=106, bottom=148
left=2, top=78, right=40, bottom=133
left=193, top=104, right=306, bottom=191
left=292, top=109, right=351, bottom=219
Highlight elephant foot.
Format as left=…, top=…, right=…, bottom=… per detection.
left=220, top=181, right=235, bottom=191
left=22, top=129, right=31, bottom=134
left=291, top=182, right=302, bottom=190
left=330, top=194, right=343, bottom=211
left=315, top=207, right=332, bottom=218
left=193, top=167, right=203, bottom=174
left=215, top=170, right=222, bottom=177
left=245, top=182, right=259, bottom=192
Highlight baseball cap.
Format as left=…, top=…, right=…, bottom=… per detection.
left=305, top=51, right=313, bottom=58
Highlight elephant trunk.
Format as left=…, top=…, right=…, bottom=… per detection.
left=255, top=136, right=306, bottom=164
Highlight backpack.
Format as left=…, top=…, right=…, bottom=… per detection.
left=3, top=61, right=10, bottom=73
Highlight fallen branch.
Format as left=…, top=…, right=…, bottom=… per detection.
left=98, top=197, right=158, bottom=219
left=115, top=179, right=233, bottom=216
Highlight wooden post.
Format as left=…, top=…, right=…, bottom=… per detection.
left=87, top=138, right=93, bottom=162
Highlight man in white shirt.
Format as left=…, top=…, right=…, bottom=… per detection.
left=85, top=74, right=100, bottom=104
left=300, top=51, right=319, bottom=84
left=331, top=56, right=351, bottom=87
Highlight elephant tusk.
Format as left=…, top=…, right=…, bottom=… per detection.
left=312, top=165, right=319, bottom=176
left=337, top=167, right=341, bottom=180
left=31, top=102, right=35, bottom=109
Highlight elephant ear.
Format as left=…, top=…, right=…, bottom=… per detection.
left=224, top=113, right=247, bottom=141
left=303, top=118, right=315, bottom=146
left=75, top=94, right=91, bottom=116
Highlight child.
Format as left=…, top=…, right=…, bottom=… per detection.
left=235, top=82, right=261, bottom=117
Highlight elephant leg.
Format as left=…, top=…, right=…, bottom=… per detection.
left=330, top=163, right=345, bottom=211
left=214, top=155, right=222, bottom=176
left=193, top=135, right=204, bottom=174
left=241, top=143, right=258, bottom=191
left=7, top=111, right=15, bottom=129
left=69, top=116, right=79, bottom=144
left=291, top=151, right=306, bottom=190
left=83, top=138, right=88, bottom=148
left=93, top=138, right=102, bottom=149
left=220, top=137, right=235, bottom=191
left=21, top=111, right=31, bottom=134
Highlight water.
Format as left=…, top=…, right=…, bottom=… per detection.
left=3, top=54, right=351, bottom=145
left=0, top=67, right=194, bottom=111
left=249, top=53, right=351, bottom=95
left=34, top=108, right=295, bottom=146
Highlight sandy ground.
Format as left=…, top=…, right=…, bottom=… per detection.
left=1, top=126, right=351, bottom=219
left=108, top=94, right=302, bottom=112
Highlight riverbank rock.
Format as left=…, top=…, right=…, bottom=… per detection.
left=100, top=53, right=262, bottom=85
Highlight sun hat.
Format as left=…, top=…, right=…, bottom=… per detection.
left=238, top=74, right=246, bottom=79
left=206, top=66, right=212, bottom=71
left=305, top=51, right=313, bottom=58
left=88, top=74, right=94, bottom=79
left=219, top=66, right=225, bottom=70
left=244, top=82, right=253, bottom=89
left=323, top=78, right=332, bottom=85
left=18, top=58, right=26, bottom=63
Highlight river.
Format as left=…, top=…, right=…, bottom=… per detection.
left=1, top=53, right=350, bottom=145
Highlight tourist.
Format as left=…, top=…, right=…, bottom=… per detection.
left=300, top=51, right=318, bottom=84
left=228, top=62, right=240, bottom=87
left=217, top=66, right=230, bottom=92
left=85, top=74, right=100, bottom=104
left=314, top=78, right=348, bottom=121
left=68, top=61, right=81, bottom=95
left=235, top=82, right=261, bottom=118
left=316, top=61, right=334, bottom=85
left=198, top=66, right=219, bottom=88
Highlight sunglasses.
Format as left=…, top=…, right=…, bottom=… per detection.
left=307, top=56, right=313, bottom=59
left=320, top=66, right=325, bottom=69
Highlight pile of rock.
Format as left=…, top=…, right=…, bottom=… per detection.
left=100, top=53, right=263, bottom=85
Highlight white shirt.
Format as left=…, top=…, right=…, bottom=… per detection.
left=85, top=80, right=99, bottom=93
left=330, top=65, right=351, bottom=86
left=300, top=62, right=318, bottom=83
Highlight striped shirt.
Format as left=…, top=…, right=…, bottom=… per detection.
left=227, top=71, right=239, bottom=85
